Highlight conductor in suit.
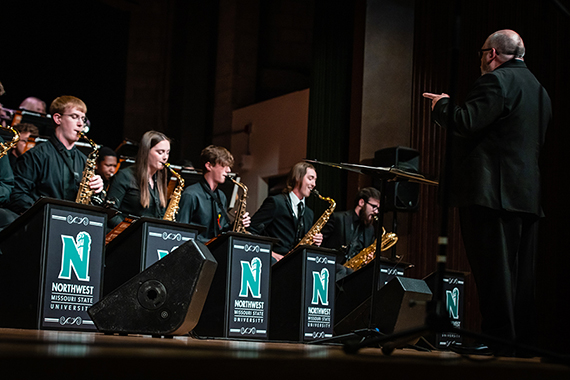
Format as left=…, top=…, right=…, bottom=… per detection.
left=423, top=29, right=551, bottom=354
left=249, top=161, right=323, bottom=263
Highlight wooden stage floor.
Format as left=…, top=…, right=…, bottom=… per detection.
left=0, top=328, right=569, bottom=379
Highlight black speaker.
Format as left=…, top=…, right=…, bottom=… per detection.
left=335, top=277, right=432, bottom=346
left=88, top=239, right=217, bottom=336
left=374, top=146, right=420, bottom=212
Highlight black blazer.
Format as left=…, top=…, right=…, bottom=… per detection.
left=249, top=193, right=314, bottom=254
left=321, top=210, right=376, bottom=263
left=433, top=59, right=551, bottom=216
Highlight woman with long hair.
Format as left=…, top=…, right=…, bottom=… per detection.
left=107, top=130, right=171, bottom=228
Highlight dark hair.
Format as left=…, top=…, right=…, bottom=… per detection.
left=354, top=187, right=381, bottom=207
left=200, top=145, right=234, bottom=171
left=97, top=146, right=117, bottom=163
left=284, top=162, right=315, bottom=193
left=13, top=122, right=39, bottom=136
left=135, top=130, right=170, bottom=208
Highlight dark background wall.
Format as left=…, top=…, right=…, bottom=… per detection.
left=2, top=0, right=569, bottom=353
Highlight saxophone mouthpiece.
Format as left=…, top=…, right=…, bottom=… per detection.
left=311, top=188, right=320, bottom=197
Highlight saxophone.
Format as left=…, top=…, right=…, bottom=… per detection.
left=0, top=125, right=20, bottom=159
left=343, top=224, right=399, bottom=272
left=288, top=189, right=336, bottom=254
left=227, top=176, right=250, bottom=233
left=163, top=162, right=185, bottom=221
left=75, top=132, right=100, bottom=205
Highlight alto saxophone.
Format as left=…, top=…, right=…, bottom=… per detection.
left=163, top=163, right=185, bottom=221
left=288, top=189, right=336, bottom=254
left=227, top=176, right=250, bottom=233
left=0, top=125, right=20, bottom=159
left=343, top=223, right=398, bottom=272
left=75, top=132, right=100, bottom=205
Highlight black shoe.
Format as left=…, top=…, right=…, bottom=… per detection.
left=449, top=343, right=494, bottom=356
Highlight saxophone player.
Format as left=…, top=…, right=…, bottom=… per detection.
left=106, top=130, right=171, bottom=228
left=9, top=96, right=104, bottom=215
left=249, top=162, right=323, bottom=264
left=178, top=145, right=251, bottom=243
left=321, top=187, right=381, bottom=279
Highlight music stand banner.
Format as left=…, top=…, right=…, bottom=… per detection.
left=42, top=204, right=106, bottom=331
left=227, top=237, right=272, bottom=339
left=303, top=249, right=336, bottom=341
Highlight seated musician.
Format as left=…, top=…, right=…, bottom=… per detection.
left=106, top=130, right=170, bottom=228
left=19, top=96, right=47, bottom=114
left=321, top=187, right=381, bottom=279
left=178, top=145, right=250, bottom=243
left=248, top=161, right=323, bottom=263
left=0, top=135, right=17, bottom=230
left=8, top=96, right=104, bottom=215
left=9, top=123, right=39, bottom=170
left=95, top=146, right=118, bottom=191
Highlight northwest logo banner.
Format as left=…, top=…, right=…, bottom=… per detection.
left=59, top=231, right=92, bottom=282
left=239, top=257, right=262, bottom=298
left=446, top=287, right=460, bottom=319
left=311, top=268, right=329, bottom=306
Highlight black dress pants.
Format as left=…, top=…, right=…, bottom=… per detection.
left=459, top=205, right=538, bottom=347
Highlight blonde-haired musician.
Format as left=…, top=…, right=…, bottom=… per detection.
left=9, top=95, right=103, bottom=215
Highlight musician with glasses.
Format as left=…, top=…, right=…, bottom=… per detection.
left=321, top=187, right=381, bottom=278
left=8, top=95, right=104, bottom=214
left=423, top=30, right=551, bottom=355
left=248, top=161, right=323, bottom=264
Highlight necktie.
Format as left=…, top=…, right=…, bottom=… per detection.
left=296, top=202, right=305, bottom=242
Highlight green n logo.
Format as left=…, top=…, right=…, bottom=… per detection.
left=311, top=268, right=329, bottom=305
left=59, top=231, right=92, bottom=282
left=239, top=257, right=262, bottom=298
left=157, top=245, right=179, bottom=260
left=446, top=287, right=460, bottom=319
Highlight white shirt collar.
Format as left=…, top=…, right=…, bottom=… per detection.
left=289, top=191, right=305, bottom=218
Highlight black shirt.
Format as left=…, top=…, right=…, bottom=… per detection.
left=9, top=135, right=86, bottom=214
left=106, top=165, right=166, bottom=228
left=178, top=179, right=230, bottom=243
left=0, top=137, right=14, bottom=206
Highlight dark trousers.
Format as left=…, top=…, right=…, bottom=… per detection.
left=459, top=205, right=538, bottom=346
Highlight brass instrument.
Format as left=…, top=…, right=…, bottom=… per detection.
left=227, top=176, right=250, bottom=233
left=75, top=132, right=100, bottom=205
left=288, top=189, right=336, bottom=254
left=343, top=226, right=398, bottom=272
left=0, top=125, right=20, bottom=159
left=163, top=163, right=185, bottom=221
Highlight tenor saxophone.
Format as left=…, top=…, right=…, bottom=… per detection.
left=163, top=163, right=185, bottom=221
left=0, top=125, right=20, bottom=159
left=343, top=225, right=398, bottom=272
left=227, top=176, right=250, bottom=233
left=75, top=132, right=100, bottom=205
left=288, top=189, right=336, bottom=254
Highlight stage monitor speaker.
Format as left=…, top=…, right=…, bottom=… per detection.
left=374, top=146, right=420, bottom=212
left=88, top=239, right=217, bottom=336
left=335, top=277, right=432, bottom=346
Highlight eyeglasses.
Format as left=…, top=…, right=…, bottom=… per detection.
left=61, top=113, right=88, bottom=124
left=366, top=201, right=380, bottom=211
left=478, top=48, right=493, bottom=58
